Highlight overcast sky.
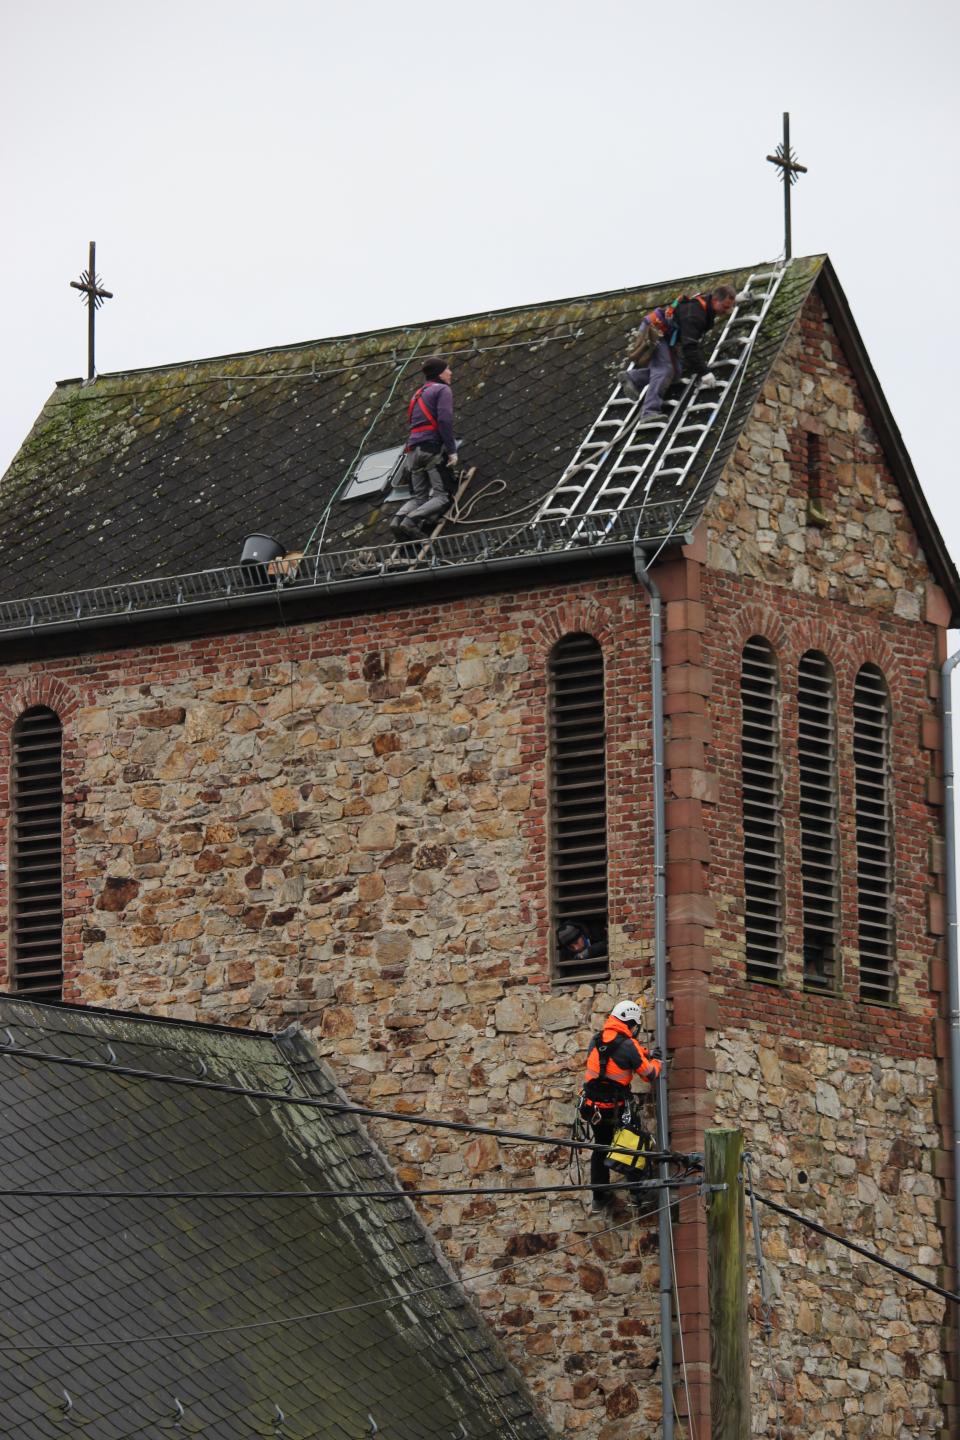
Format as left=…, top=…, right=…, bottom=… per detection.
left=2, top=0, right=958, bottom=579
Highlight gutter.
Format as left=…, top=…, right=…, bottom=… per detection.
left=633, top=547, right=674, bottom=1440
left=0, top=542, right=639, bottom=661
left=940, top=650, right=960, bottom=1327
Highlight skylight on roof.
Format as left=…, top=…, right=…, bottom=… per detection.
left=341, top=445, right=406, bottom=501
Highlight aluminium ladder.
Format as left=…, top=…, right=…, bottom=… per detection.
left=535, top=264, right=787, bottom=541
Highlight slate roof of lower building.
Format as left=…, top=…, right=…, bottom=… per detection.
left=0, top=994, right=553, bottom=1440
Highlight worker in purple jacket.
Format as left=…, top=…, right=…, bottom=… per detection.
left=390, top=357, right=459, bottom=540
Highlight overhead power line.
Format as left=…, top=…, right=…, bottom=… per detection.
left=0, top=1176, right=700, bottom=1204
left=751, top=1189, right=960, bottom=1307
left=0, top=1038, right=695, bottom=1165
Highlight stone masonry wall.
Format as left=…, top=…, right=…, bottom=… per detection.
left=691, top=282, right=952, bottom=1437
left=707, top=290, right=931, bottom=624
left=712, top=1031, right=944, bottom=1438
left=0, top=578, right=668, bottom=1439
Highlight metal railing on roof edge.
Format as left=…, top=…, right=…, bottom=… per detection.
left=0, top=504, right=692, bottom=637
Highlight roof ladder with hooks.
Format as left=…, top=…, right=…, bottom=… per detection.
left=535, top=264, right=787, bottom=540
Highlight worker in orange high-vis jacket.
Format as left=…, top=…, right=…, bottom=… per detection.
left=581, top=1000, right=662, bottom=1211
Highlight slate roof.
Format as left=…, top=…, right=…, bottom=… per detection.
left=1, top=253, right=957, bottom=623
left=0, top=259, right=815, bottom=597
left=0, top=995, right=554, bottom=1440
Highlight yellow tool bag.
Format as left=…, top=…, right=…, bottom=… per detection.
left=607, top=1119, right=653, bottom=1175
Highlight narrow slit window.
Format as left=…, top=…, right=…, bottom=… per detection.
left=10, top=706, right=63, bottom=999
left=806, top=431, right=827, bottom=526
left=797, top=652, right=839, bottom=993
left=854, top=665, right=895, bottom=1004
left=741, top=637, right=784, bottom=983
left=549, top=634, right=609, bottom=983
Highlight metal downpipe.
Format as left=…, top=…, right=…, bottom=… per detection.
left=634, top=549, right=674, bottom=1440
left=940, top=650, right=960, bottom=1329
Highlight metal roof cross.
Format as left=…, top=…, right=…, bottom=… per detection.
left=69, top=240, right=113, bottom=381
left=766, top=112, right=807, bottom=260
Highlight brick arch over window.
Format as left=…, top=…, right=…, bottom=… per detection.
left=740, top=635, right=784, bottom=984
left=853, top=664, right=896, bottom=1005
left=9, top=706, right=64, bottom=999
left=535, top=600, right=616, bottom=658
left=0, top=675, right=80, bottom=731
left=725, top=605, right=790, bottom=659
left=797, top=650, right=841, bottom=994
left=782, top=620, right=903, bottom=702
left=547, top=632, right=609, bottom=984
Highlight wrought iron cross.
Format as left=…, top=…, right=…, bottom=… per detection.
left=69, top=241, right=113, bottom=380
left=766, top=112, right=807, bottom=261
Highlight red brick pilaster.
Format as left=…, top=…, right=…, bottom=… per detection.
left=924, top=599, right=959, bottom=1440
left=659, top=533, right=715, bottom=1439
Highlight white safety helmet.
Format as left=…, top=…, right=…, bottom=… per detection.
left=611, top=1000, right=643, bottom=1026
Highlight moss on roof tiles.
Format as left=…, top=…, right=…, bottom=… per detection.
left=0, top=259, right=824, bottom=603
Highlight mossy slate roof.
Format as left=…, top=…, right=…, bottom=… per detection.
left=2, top=253, right=957, bottom=617
left=0, top=995, right=553, bottom=1440
left=0, top=257, right=821, bottom=601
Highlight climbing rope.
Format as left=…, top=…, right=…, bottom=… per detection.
left=668, top=1189, right=697, bottom=1440
left=300, top=332, right=428, bottom=560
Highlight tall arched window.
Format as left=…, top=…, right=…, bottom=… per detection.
left=797, top=651, right=839, bottom=993
left=853, top=665, right=895, bottom=1004
left=10, top=707, right=63, bottom=999
left=740, top=637, right=784, bottom=983
left=548, top=634, right=609, bottom=983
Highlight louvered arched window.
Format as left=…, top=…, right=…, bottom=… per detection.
left=853, top=665, right=895, bottom=1004
left=9, top=707, right=63, bottom=999
left=797, top=652, right=839, bottom=992
left=740, top=637, right=784, bottom=983
left=548, top=634, right=609, bottom=983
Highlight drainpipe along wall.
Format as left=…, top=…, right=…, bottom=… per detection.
left=634, top=548, right=674, bottom=1440
left=940, top=650, right=960, bottom=1360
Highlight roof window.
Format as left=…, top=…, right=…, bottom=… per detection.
left=341, top=445, right=406, bottom=501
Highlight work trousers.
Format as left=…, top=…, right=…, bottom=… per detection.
left=589, top=1113, right=619, bottom=1202
left=396, top=447, right=451, bottom=524
left=625, top=332, right=681, bottom=417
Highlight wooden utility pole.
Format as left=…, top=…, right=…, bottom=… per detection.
left=706, top=1128, right=750, bottom=1440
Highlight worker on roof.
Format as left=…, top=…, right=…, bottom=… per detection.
left=579, top=995, right=662, bottom=1212
left=390, top=357, right=459, bottom=541
left=619, top=283, right=738, bottom=422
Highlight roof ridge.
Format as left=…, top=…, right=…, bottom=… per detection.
left=0, top=991, right=281, bottom=1041
left=56, top=255, right=819, bottom=388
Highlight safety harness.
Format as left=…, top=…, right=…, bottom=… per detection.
left=665, top=293, right=708, bottom=348
left=407, top=385, right=440, bottom=449
left=628, top=294, right=707, bottom=366
left=581, top=1028, right=631, bottom=1110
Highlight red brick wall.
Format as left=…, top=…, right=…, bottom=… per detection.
left=703, top=575, right=943, bottom=1053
